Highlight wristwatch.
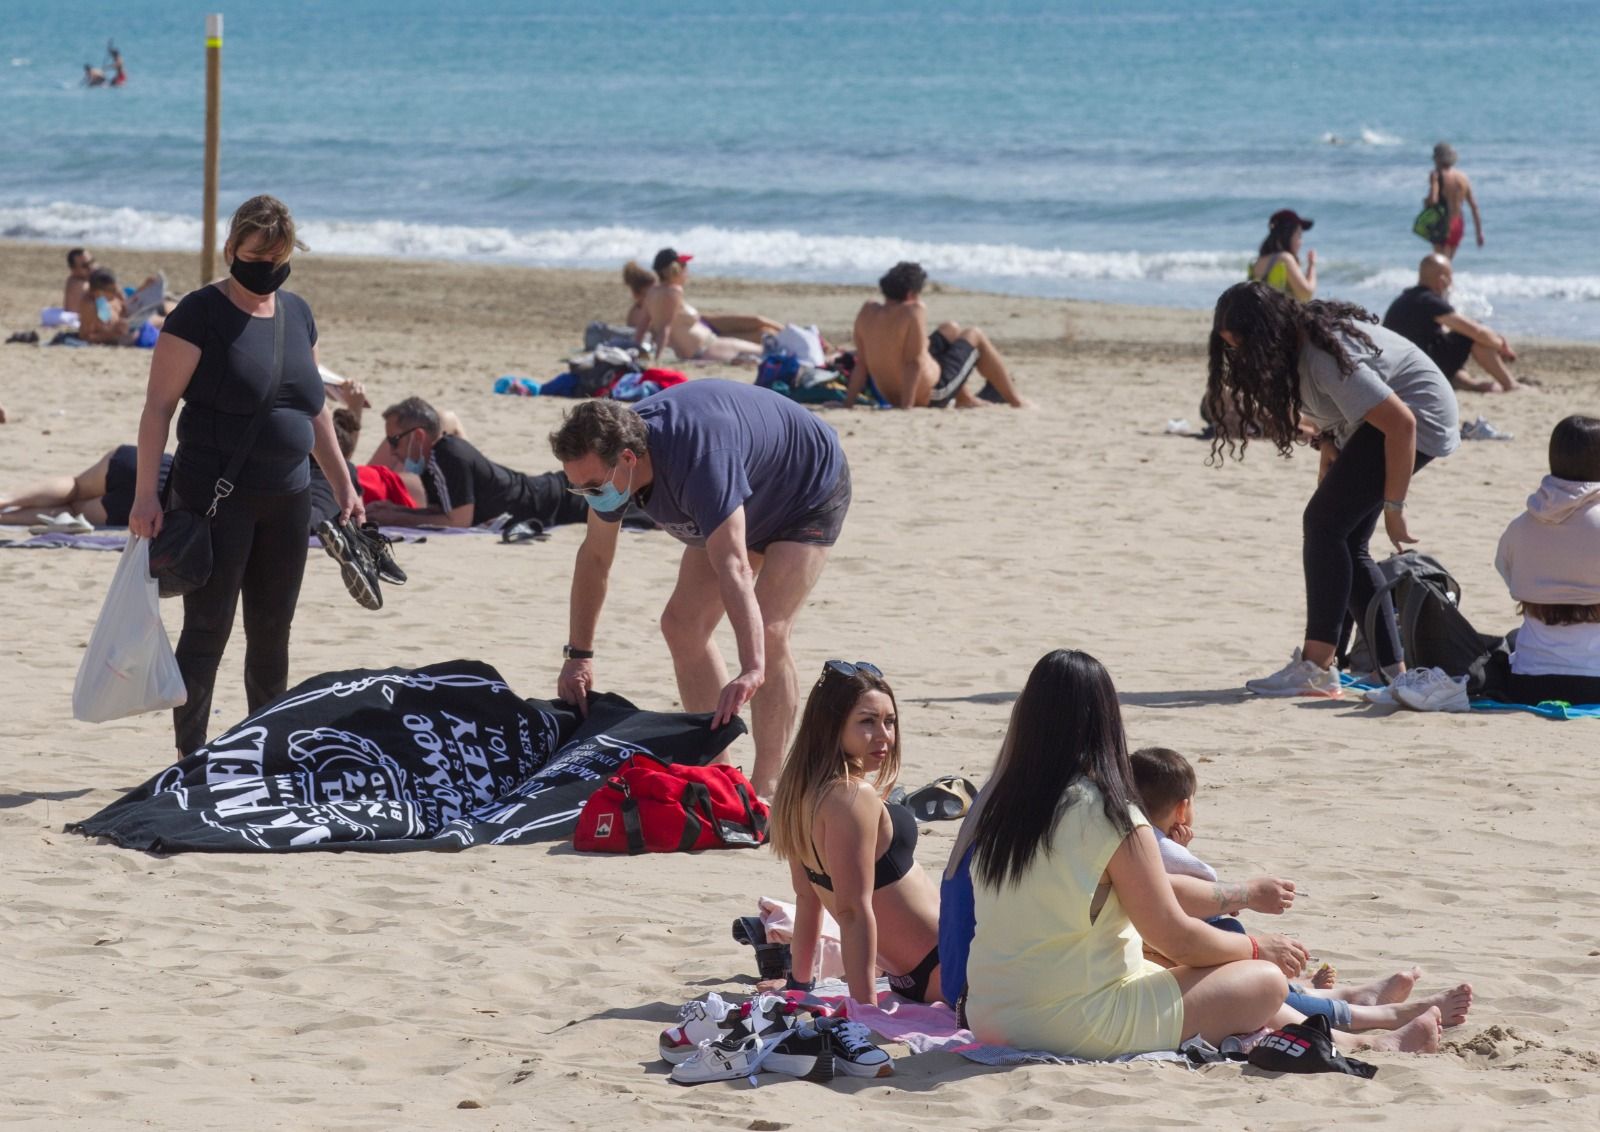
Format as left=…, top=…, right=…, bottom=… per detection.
left=1381, top=499, right=1406, bottom=513
left=562, top=645, right=595, bottom=660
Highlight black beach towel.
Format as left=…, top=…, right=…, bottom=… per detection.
left=67, top=660, right=745, bottom=852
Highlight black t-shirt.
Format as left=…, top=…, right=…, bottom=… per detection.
left=1382, top=285, right=1454, bottom=355
left=421, top=435, right=586, bottom=528
left=165, top=284, right=323, bottom=496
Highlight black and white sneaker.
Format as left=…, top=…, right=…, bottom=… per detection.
left=817, top=1017, right=893, bottom=1078
left=762, top=1023, right=836, bottom=1083
left=316, top=518, right=383, bottom=610
left=668, top=1033, right=770, bottom=1085
left=357, top=522, right=407, bottom=585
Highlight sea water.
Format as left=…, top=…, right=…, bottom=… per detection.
left=2, top=0, right=1597, bottom=338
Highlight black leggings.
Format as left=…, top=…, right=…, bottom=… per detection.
left=1507, top=671, right=1600, bottom=706
left=1303, top=424, right=1433, bottom=669
left=171, top=484, right=311, bottom=754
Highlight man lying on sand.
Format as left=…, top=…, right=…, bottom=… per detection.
left=845, top=261, right=1028, bottom=409
left=363, top=396, right=588, bottom=532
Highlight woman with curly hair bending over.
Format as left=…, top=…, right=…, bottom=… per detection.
left=769, top=660, right=943, bottom=1006
left=1206, top=283, right=1459, bottom=697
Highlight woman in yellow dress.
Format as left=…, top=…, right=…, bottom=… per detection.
left=963, top=649, right=1444, bottom=1058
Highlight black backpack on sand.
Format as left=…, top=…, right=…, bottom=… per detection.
left=1349, top=551, right=1505, bottom=694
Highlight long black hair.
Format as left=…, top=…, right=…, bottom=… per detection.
left=1204, top=281, right=1380, bottom=462
left=1257, top=215, right=1300, bottom=259
left=971, top=649, right=1138, bottom=889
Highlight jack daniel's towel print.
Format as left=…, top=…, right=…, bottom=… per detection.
left=69, top=660, right=745, bottom=853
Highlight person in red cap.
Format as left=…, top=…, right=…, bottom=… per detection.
left=638, top=248, right=765, bottom=364
left=1249, top=210, right=1316, bottom=301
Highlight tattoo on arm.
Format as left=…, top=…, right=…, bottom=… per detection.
left=1213, top=881, right=1248, bottom=915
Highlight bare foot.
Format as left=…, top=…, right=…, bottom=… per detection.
left=1360, top=1007, right=1442, bottom=1053
left=1346, top=967, right=1421, bottom=1006
left=1418, top=983, right=1472, bottom=1028
left=1311, top=962, right=1337, bottom=990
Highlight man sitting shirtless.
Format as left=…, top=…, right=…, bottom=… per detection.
left=845, top=261, right=1027, bottom=409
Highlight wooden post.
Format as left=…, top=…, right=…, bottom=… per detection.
left=201, top=14, right=223, bottom=281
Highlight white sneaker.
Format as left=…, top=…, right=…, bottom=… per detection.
left=658, top=993, right=800, bottom=1064
left=669, top=1032, right=772, bottom=1085
left=1393, top=667, right=1470, bottom=713
left=1245, top=650, right=1342, bottom=699
left=1362, top=667, right=1432, bottom=706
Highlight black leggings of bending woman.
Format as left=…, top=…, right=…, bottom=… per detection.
left=1204, top=283, right=1459, bottom=697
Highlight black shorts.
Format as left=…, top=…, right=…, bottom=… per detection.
left=104, top=444, right=173, bottom=526
left=749, top=460, right=851, bottom=553
left=1427, top=331, right=1474, bottom=378
left=927, top=332, right=980, bottom=408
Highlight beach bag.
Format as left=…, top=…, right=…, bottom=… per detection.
left=776, top=323, right=826, bottom=366
left=572, top=754, right=768, bottom=854
left=1359, top=552, right=1500, bottom=692
left=1412, top=170, right=1450, bottom=243
left=149, top=304, right=283, bottom=598
left=73, top=536, right=188, bottom=722
left=757, top=352, right=803, bottom=390
left=1248, top=1015, right=1377, bottom=1079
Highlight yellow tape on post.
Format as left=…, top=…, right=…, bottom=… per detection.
left=206, top=38, right=222, bottom=47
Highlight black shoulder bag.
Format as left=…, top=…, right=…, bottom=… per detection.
left=149, top=303, right=285, bottom=599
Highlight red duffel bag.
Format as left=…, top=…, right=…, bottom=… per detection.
left=572, top=754, right=769, bottom=854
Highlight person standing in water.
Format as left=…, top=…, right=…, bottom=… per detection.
left=1426, top=142, right=1483, bottom=260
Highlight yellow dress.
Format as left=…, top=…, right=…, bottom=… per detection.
left=965, top=779, right=1184, bottom=1058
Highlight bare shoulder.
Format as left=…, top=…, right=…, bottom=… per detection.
left=815, top=778, right=881, bottom=825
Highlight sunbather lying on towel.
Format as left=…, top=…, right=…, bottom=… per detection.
left=363, top=396, right=589, bottom=531
left=0, top=445, right=172, bottom=528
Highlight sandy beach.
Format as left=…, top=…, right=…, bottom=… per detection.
left=2, top=240, right=1599, bottom=1130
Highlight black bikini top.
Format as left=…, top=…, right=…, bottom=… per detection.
left=804, top=801, right=918, bottom=893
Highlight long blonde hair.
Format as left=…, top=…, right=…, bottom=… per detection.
left=769, top=666, right=902, bottom=867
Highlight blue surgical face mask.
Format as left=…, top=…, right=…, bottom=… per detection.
left=400, top=433, right=426, bottom=477
left=583, top=460, right=634, bottom=514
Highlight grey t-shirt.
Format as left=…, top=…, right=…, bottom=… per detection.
left=598, top=379, right=845, bottom=548
left=1297, top=324, right=1460, bottom=459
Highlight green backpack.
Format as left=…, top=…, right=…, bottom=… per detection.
left=1412, top=168, right=1451, bottom=243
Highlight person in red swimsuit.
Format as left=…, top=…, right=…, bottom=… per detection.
left=1427, top=142, right=1483, bottom=261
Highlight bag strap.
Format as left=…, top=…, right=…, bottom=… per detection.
left=677, top=781, right=717, bottom=852
left=1363, top=572, right=1410, bottom=685
left=206, top=302, right=286, bottom=516
left=735, top=782, right=768, bottom=840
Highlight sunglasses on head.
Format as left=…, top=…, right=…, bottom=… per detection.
left=819, top=659, right=883, bottom=685
left=385, top=426, right=421, bottom=450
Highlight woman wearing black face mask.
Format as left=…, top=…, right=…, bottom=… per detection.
left=130, top=194, right=365, bottom=756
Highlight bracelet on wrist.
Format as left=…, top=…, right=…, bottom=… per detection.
left=1249, top=936, right=1260, bottom=961
left=1381, top=499, right=1406, bottom=513
left=562, top=645, right=594, bottom=660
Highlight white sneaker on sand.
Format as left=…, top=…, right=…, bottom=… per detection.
left=1245, top=650, right=1342, bottom=698
left=1393, top=667, right=1471, bottom=713
left=1362, top=667, right=1432, bottom=706
left=669, top=1032, right=771, bottom=1085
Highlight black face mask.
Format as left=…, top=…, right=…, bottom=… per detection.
left=229, top=256, right=291, bottom=295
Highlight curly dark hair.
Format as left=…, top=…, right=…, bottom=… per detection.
left=1204, top=282, right=1380, bottom=462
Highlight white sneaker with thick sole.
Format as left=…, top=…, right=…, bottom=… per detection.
left=1245, top=649, right=1343, bottom=699
left=1362, top=667, right=1432, bottom=706
left=1393, top=667, right=1471, bottom=713
left=659, top=993, right=800, bottom=1065
left=669, top=1032, right=771, bottom=1085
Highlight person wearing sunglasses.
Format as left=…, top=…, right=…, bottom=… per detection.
left=363, top=396, right=588, bottom=532
left=548, top=381, right=851, bottom=798
left=767, top=661, right=944, bottom=1006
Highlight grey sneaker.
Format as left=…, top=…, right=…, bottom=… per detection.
left=316, top=518, right=383, bottom=611
left=1245, top=649, right=1342, bottom=699
left=1461, top=415, right=1514, bottom=441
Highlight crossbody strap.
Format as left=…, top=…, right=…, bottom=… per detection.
left=206, top=301, right=286, bottom=516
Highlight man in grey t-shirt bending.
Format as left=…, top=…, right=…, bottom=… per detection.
left=549, top=380, right=851, bottom=797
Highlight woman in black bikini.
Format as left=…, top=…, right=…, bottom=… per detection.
left=769, top=661, right=943, bottom=1006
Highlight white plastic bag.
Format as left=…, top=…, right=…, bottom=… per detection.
left=776, top=323, right=826, bottom=366
left=72, top=535, right=187, bottom=723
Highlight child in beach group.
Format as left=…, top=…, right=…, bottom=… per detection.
left=768, top=661, right=944, bottom=1007
left=1129, top=747, right=1473, bottom=1034
left=1495, top=415, right=1600, bottom=706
